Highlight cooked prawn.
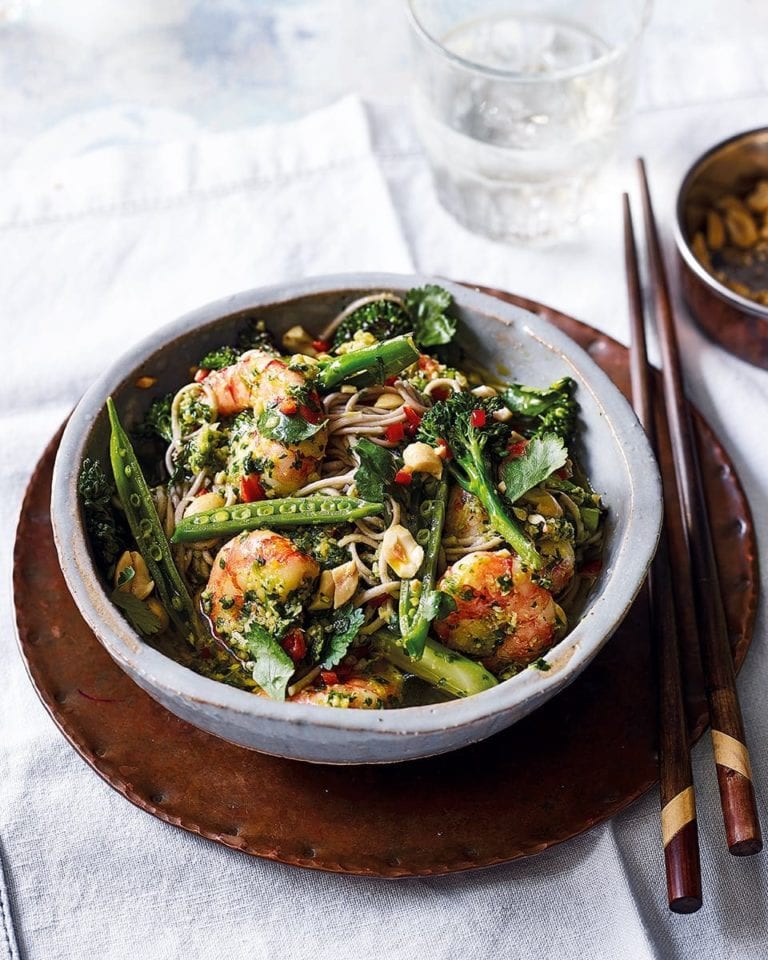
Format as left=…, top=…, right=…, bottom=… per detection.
left=444, top=484, right=491, bottom=541
left=291, top=659, right=404, bottom=709
left=540, top=538, right=575, bottom=596
left=435, top=550, right=558, bottom=671
left=203, top=350, right=328, bottom=498
left=204, top=529, right=319, bottom=638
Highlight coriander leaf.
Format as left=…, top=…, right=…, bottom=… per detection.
left=405, top=284, right=456, bottom=347
left=110, top=588, right=162, bottom=635
left=420, top=588, right=456, bottom=623
left=244, top=623, right=295, bottom=701
left=199, top=345, right=239, bottom=370
left=320, top=603, right=365, bottom=669
left=501, top=377, right=577, bottom=442
left=500, top=434, right=568, bottom=505
left=354, top=438, right=396, bottom=503
left=256, top=408, right=326, bottom=444
left=116, top=565, right=135, bottom=587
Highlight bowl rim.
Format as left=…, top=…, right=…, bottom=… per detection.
left=674, top=125, right=768, bottom=321
left=51, top=273, right=662, bottom=740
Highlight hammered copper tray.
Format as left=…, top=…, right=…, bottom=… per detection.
left=13, top=290, right=759, bottom=877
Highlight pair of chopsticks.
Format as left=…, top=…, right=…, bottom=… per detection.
left=623, top=160, right=762, bottom=914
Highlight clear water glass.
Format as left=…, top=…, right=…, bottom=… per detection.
left=407, top=0, right=651, bottom=242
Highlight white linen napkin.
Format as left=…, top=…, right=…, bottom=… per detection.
left=2, top=93, right=768, bottom=960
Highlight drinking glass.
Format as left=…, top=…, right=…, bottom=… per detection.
left=407, top=0, right=651, bottom=242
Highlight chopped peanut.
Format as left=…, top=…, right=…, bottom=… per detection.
left=309, top=570, right=335, bottom=611
left=381, top=524, right=424, bottom=579
left=115, top=550, right=155, bottom=601
left=402, top=442, right=443, bottom=479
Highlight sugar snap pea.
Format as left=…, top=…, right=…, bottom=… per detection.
left=107, top=397, right=202, bottom=645
left=398, top=472, right=449, bottom=659
left=318, top=334, right=419, bottom=389
left=170, top=494, right=383, bottom=544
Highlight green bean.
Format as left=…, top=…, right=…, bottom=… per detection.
left=107, top=398, right=202, bottom=645
left=375, top=631, right=498, bottom=699
left=171, top=494, right=383, bottom=543
left=398, top=472, right=449, bottom=658
left=318, top=334, right=419, bottom=389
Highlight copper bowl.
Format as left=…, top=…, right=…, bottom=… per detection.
left=675, top=127, right=768, bottom=369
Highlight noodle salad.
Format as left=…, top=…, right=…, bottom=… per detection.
left=79, top=285, right=605, bottom=708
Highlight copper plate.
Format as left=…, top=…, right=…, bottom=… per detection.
left=13, top=290, right=759, bottom=877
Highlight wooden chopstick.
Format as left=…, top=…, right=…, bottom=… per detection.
left=623, top=194, right=703, bottom=913
left=636, top=159, right=763, bottom=856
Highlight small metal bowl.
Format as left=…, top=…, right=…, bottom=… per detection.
left=675, top=127, right=768, bottom=369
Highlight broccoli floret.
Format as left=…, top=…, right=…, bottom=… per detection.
left=178, top=423, right=229, bottom=475
left=177, top=392, right=212, bottom=435
left=78, top=458, right=126, bottom=574
left=290, top=526, right=352, bottom=569
left=199, top=346, right=239, bottom=370
left=332, top=300, right=411, bottom=349
left=417, top=392, right=543, bottom=570
left=136, top=394, right=173, bottom=443
left=501, top=377, right=577, bottom=442
left=197, top=319, right=279, bottom=372
left=331, top=285, right=457, bottom=350
left=237, top=318, right=279, bottom=354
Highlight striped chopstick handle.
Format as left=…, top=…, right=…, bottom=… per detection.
left=661, top=786, right=702, bottom=913
left=711, top=730, right=762, bottom=856
left=661, top=786, right=696, bottom=847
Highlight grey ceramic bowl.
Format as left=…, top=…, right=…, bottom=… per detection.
left=51, top=274, right=662, bottom=764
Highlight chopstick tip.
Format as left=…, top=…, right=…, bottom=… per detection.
left=669, top=894, right=703, bottom=915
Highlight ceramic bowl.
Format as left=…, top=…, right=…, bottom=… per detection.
left=675, top=127, right=768, bottom=369
left=51, top=274, right=662, bottom=764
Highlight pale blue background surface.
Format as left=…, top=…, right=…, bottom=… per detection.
left=2, top=0, right=768, bottom=165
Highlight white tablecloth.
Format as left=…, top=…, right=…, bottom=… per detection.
left=2, top=86, right=768, bottom=959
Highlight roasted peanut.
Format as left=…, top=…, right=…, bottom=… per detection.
left=373, top=393, right=403, bottom=410
left=331, top=560, right=359, bottom=608
left=706, top=210, right=726, bottom=250
left=115, top=550, right=155, bottom=600
left=691, top=231, right=711, bottom=269
left=724, top=278, right=752, bottom=298
left=725, top=207, right=759, bottom=248
left=746, top=180, right=768, bottom=213
left=183, top=491, right=226, bottom=518
left=281, top=325, right=317, bottom=356
left=381, top=524, right=423, bottom=579
left=402, top=442, right=443, bottom=479
left=715, top=194, right=749, bottom=215
left=309, top=570, right=335, bottom=611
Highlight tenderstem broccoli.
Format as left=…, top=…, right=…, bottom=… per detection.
left=416, top=392, right=543, bottom=570
left=375, top=630, right=497, bottom=699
